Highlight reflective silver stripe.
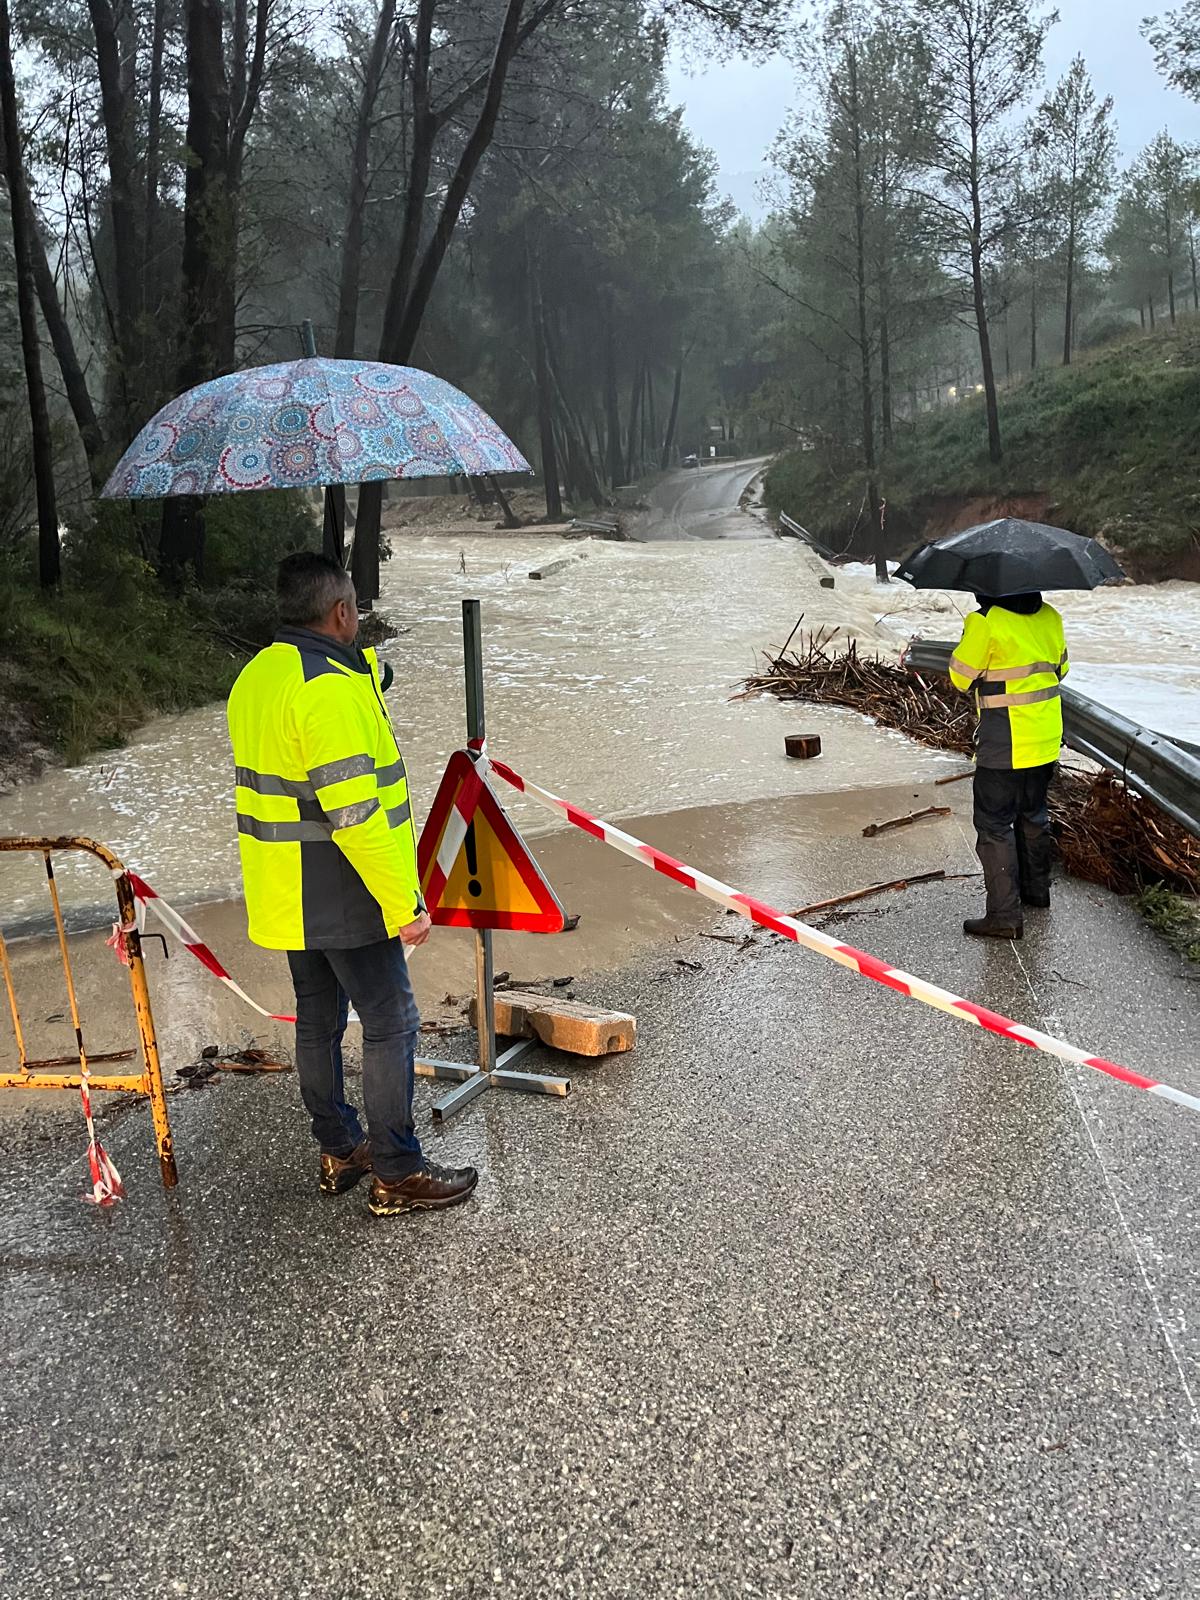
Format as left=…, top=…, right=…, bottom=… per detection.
left=948, top=654, right=981, bottom=683
left=978, top=661, right=1057, bottom=681
left=375, top=757, right=407, bottom=788
left=980, top=685, right=1061, bottom=708
left=325, top=798, right=380, bottom=830
left=235, top=766, right=316, bottom=800
left=237, top=815, right=331, bottom=843
left=308, top=753, right=374, bottom=790
left=385, top=800, right=412, bottom=829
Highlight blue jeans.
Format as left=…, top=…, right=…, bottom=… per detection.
left=286, top=939, right=423, bottom=1181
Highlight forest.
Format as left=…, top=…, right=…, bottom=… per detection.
left=0, top=0, right=1197, bottom=752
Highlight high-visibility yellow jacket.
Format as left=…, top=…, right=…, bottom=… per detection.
left=226, top=626, right=423, bottom=950
left=949, top=601, right=1069, bottom=770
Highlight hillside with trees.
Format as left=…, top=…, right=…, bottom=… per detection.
left=752, top=1, right=1200, bottom=576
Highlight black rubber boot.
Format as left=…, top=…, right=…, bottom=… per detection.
left=975, top=834, right=1022, bottom=925
left=963, top=915, right=1023, bottom=940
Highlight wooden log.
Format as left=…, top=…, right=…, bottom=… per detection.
left=785, top=733, right=822, bottom=759
left=471, top=990, right=636, bottom=1057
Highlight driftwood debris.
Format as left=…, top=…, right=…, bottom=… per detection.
left=793, top=870, right=949, bottom=917
left=746, top=630, right=1200, bottom=898
left=862, top=805, right=952, bottom=838
left=935, top=769, right=975, bottom=786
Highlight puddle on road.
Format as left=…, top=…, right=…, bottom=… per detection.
left=0, top=536, right=957, bottom=923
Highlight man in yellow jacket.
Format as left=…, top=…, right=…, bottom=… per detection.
left=949, top=591, right=1069, bottom=940
left=227, top=553, right=476, bottom=1217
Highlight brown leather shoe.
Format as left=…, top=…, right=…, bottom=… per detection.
left=319, top=1141, right=372, bottom=1196
left=368, top=1161, right=478, bottom=1217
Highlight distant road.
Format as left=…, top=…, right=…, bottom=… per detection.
left=635, top=457, right=773, bottom=541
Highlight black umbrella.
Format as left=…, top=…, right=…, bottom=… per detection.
left=896, top=518, right=1125, bottom=594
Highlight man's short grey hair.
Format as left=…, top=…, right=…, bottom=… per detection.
left=276, top=552, right=354, bottom=626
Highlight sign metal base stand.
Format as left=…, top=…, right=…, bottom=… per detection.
left=414, top=600, right=571, bottom=1125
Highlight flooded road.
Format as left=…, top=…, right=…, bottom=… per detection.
left=0, top=524, right=954, bottom=926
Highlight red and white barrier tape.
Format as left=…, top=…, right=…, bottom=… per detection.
left=79, top=1066, right=125, bottom=1206
left=476, top=747, right=1200, bottom=1117
left=125, top=872, right=297, bottom=1024
left=107, top=748, right=1198, bottom=1118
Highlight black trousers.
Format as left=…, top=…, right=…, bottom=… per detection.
left=972, top=763, right=1057, bottom=921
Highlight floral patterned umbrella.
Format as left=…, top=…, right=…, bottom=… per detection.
left=101, top=358, right=531, bottom=499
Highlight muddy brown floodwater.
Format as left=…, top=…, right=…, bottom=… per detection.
left=0, top=531, right=958, bottom=928
left=834, top=563, right=1200, bottom=745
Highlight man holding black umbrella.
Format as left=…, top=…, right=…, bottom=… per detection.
left=949, top=591, right=1069, bottom=939
left=897, top=516, right=1123, bottom=941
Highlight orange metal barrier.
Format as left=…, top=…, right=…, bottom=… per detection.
left=0, top=836, right=177, bottom=1188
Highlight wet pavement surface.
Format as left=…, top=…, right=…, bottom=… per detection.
left=1, top=795, right=1197, bottom=1599
left=640, top=459, right=772, bottom=540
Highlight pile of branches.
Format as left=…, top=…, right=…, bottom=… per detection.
left=746, top=629, right=1200, bottom=898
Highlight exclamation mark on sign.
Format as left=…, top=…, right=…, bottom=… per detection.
left=464, top=821, right=483, bottom=898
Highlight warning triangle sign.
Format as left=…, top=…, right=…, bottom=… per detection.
left=417, top=751, right=565, bottom=933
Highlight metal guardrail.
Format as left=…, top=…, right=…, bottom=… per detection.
left=778, top=511, right=840, bottom=557
left=903, top=639, right=1200, bottom=841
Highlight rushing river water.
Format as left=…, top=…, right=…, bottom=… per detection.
left=2, top=523, right=1197, bottom=926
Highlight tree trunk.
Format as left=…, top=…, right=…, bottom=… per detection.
left=355, top=0, right=532, bottom=600
left=624, top=359, right=645, bottom=485
left=1148, top=297, right=1156, bottom=330
left=329, top=0, right=397, bottom=573
left=603, top=299, right=623, bottom=487
left=1167, top=271, right=1176, bottom=325
left=335, top=0, right=397, bottom=359
left=162, top=0, right=233, bottom=581
left=544, top=319, right=602, bottom=504
left=527, top=240, right=561, bottom=520
left=661, top=355, right=684, bottom=468
left=1062, top=219, right=1076, bottom=366
left=30, top=212, right=106, bottom=483
left=972, top=238, right=1002, bottom=463
left=1190, top=224, right=1199, bottom=312
left=144, top=0, right=167, bottom=300
left=1003, top=305, right=1011, bottom=383
left=1139, top=304, right=1146, bottom=330
left=879, top=300, right=893, bottom=452
left=646, top=375, right=657, bottom=463
left=0, top=0, right=60, bottom=586
left=1029, top=268, right=1038, bottom=371
left=85, top=0, right=141, bottom=426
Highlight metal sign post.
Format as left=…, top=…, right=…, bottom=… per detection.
left=414, top=600, right=571, bottom=1123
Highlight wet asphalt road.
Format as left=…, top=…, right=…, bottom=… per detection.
left=638, top=459, right=772, bottom=540
left=1, top=813, right=1197, bottom=1599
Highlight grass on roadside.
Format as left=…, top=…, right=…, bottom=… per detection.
left=0, top=492, right=316, bottom=771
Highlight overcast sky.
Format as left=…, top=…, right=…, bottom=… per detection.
left=666, top=0, right=1200, bottom=220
